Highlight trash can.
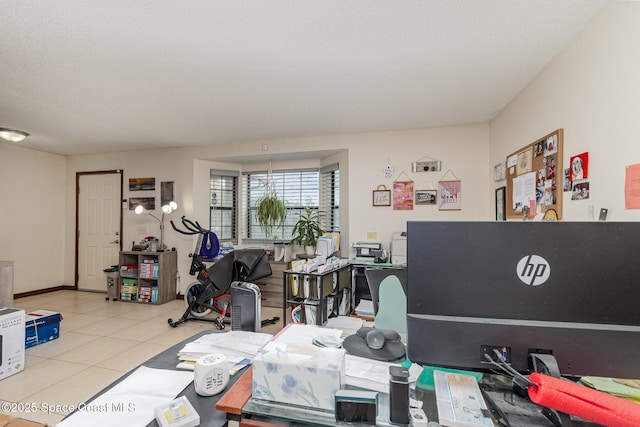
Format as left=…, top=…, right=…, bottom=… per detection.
left=103, top=266, right=120, bottom=301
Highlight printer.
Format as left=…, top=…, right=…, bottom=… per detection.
left=391, top=232, right=407, bottom=266
left=352, top=242, right=383, bottom=261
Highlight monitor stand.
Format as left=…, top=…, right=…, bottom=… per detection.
left=528, top=353, right=573, bottom=427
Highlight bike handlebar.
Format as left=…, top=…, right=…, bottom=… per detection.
left=170, top=216, right=209, bottom=235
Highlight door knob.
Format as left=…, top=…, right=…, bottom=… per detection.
left=109, top=239, right=120, bottom=244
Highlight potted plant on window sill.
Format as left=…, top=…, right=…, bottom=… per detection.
left=290, top=207, right=325, bottom=256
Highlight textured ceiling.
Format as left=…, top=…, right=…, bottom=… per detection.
left=0, top=1, right=608, bottom=155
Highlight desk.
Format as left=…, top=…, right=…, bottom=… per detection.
left=61, top=330, right=244, bottom=427
left=218, top=369, right=602, bottom=427
left=72, top=331, right=603, bottom=427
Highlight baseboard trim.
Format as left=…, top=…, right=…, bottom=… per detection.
left=14, top=285, right=77, bottom=299
left=15, top=286, right=183, bottom=301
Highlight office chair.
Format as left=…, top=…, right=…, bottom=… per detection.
left=364, top=268, right=407, bottom=338
left=364, top=268, right=407, bottom=315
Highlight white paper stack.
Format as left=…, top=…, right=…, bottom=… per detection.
left=354, top=299, right=375, bottom=318
left=176, top=331, right=273, bottom=374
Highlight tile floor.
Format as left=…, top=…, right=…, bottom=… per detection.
left=0, top=290, right=284, bottom=426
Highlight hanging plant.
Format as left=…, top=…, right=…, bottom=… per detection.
left=255, top=162, right=286, bottom=240
left=256, top=191, right=286, bottom=240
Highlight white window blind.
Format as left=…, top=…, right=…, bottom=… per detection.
left=210, top=170, right=238, bottom=241
left=242, top=169, right=321, bottom=241
left=320, top=163, right=340, bottom=232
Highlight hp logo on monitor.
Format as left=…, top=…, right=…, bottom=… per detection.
left=516, top=255, right=550, bottom=286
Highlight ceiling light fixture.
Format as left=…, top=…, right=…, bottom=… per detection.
left=0, top=128, right=29, bottom=143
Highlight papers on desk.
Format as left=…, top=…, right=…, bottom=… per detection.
left=434, top=370, right=494, bottom=427
left=354, top=299, right=375, bottom=318
left=344, top=355, right=422, bottom=394
left=176, top=331, right=273, bottom=375
left=325, top=316, right=364, bottom=337
left=272, top=323, right=343, bottom=346
left=56, top=366, right=194, bottom=427
left=580, top=376, right=640, bottom=401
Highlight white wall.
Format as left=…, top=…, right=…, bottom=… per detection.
left=65, top=146, right=203, bottom=294
left=14, top=3, right=638, bottom=295
left=0, top=141, right=67, bottom=294
left=62, top=123, right=490, bottom=294
left=345, top=124, right=490, bottom=249
left=490, top=1, right=640, bottom=221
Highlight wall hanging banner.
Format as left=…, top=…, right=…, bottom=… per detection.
left=438, top=180, right=461, bottom=211
left=393, top=178, right=414, bottom=210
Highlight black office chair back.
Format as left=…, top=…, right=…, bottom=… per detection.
left=364, top=267, right=407, bottom=315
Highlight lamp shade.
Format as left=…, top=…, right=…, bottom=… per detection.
left=0, top=128, right=29, bottom=143
left=161, top=201, right=178, bottom=214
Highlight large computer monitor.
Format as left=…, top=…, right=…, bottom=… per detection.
left=406, top=221, right=640, bottom=379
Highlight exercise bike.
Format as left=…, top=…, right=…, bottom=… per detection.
left=167, top=216, right=278, bottom=329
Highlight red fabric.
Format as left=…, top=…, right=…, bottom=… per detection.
left=528, top=372, right=640, bottom=427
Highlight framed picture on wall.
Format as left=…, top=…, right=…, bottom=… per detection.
left=415, top=189, right=437, bottom=205
left=495, top=186, right=506, bottom=221
left=161, top=181, right=175, bottom=206
left=129, top=177, right=155, bottom=191
left=494, top=162, right=506, bottom=182
left=372, top=185, right=391, bottom=206
left=129, top=197, right=155, bottom=211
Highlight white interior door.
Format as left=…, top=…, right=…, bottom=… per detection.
left=77, top=172, right=122, bottom=291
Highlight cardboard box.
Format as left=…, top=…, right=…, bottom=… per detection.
left=0, top=307, right=25, bottom=381
left=252, top=341, right=345, bottom=410
left=0, top=413, right=47, bottom=426
left=24, top=310, right=61, bottom=349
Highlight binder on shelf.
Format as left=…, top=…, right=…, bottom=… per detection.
left=303, top=276, right=311, bottom=299
left=291, top=274, right=300, bottom=297
left=338, top=288, right=350, bottom=316
left=303, top=300, right=319, bottom=325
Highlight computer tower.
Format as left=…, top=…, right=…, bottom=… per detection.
left=230, top=281, right=261, bottom=332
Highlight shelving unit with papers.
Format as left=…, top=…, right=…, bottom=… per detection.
left=282, top=263, right=352, bottom=326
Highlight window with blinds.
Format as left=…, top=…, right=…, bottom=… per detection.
left=320, top=163, right=340, bottom=232
left=241, top=166, right=339, bottom=241
left=209, top=170, right=238, bottom=241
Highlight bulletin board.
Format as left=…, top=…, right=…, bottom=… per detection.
left=505, top=129, right=563, bottom=220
